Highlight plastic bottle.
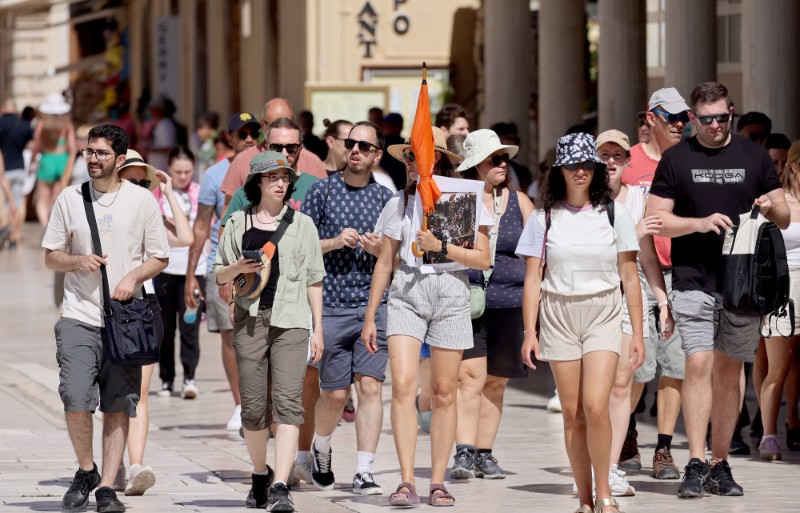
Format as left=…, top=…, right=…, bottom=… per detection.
left=183, top=289, right=201, bottom=324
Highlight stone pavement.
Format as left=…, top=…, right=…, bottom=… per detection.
left=1, top=227, right=799, bottom=512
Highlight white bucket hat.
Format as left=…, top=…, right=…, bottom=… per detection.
left=39, top=93, right=71, bottom=115
left=456, top=129, right=519, bottom=172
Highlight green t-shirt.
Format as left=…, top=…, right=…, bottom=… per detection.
left=221, top=172, right=318, bottom=226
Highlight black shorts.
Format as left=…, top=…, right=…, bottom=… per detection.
left=463, top=307, right=527, bottom=379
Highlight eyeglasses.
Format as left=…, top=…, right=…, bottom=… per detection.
left=599, top=151, right=627, bottom=163
left=694, top=113, right=731, bottom=126
left=238, top=129, right=260, bottom=140
left=262, top=174, right=292, bottom=184
left=344, top=138, right=380, bottom=152
left=402, top=151, right=415, bottom=163
left=488, top=153, right=511, bottom=166
left=128, top=179, right=151, bottom=189
left=269, top=143, right=300, bottom=155
left=82, top=148, right=115, bottom=161
left=563, top=161, right=597, bottom=172
left=651, top=109, right=691, bottom=125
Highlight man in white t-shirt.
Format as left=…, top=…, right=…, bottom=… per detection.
left=43, top=124, right=169, bottom=513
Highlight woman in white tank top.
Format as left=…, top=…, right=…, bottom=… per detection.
left=596, top=130, right=675, bottom=496
left=757, top=141, right=800, bottom=461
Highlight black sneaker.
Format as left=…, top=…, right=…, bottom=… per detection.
left=618, top=429, right=641, bottom=471
left=246, top=467, right=274, bottom=508
left=352, top=472, right=383, bottom=495
left=677, top=458, right=709, bottom=499
left=311, top=444, right=335, bottom=491
left=267, top=482, right=294, bottom=512
left=473, top=452, right=505, bottom=479
left=448, top=446, right=476, bottom=480
left=62, top=463, right=101, bottom=511
left=705, top=460, right=743, bottom=496
left=95, top=486, right=125, bottom=513
left=729, top=430, right=751, bottom=456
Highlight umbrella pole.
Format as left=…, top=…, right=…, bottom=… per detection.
left=412, top=214, right=428, bottom=257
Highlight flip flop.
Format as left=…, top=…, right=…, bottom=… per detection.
left=389, top=481, right=419, bottom=508
left=428, top=483, right=455, bottom=507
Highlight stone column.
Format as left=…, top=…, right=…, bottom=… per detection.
left=484, top=0, right=530, bottom=166
left=239, top=0, right=275, bottom=113
left=538, top=0, right=585, bottom=161
left=206, top=0, right=231, bottom=120
left=278, top=0, right=307, bottom=111
left=179, top=0, right=197, bottom=129
left=664, top=0, right=716, bottom=102
left=742, top=0, right=800, bottom=138
left=598, top=0, right=646, bottom=140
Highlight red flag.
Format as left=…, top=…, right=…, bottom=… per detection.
left=410, top=63, right=441, bottom=215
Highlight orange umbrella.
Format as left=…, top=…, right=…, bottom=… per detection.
left=411, top=62, right=441, bottom=257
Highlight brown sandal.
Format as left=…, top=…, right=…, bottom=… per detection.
left=428, top=483, right=455, bottom=507
left=389, top=482, right=419, bottom=508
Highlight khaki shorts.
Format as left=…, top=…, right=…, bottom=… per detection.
left=539, top=289, right=622, bottom=361
left=232, top=305, right=309, bottom=429
left=205, top=272, right=233, bottom=333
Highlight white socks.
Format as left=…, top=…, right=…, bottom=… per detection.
left=296, top=451, right=309, bottom=464
left=313, top=433, right=332, bottom=454
left=357, top=451, right=374, bottom=474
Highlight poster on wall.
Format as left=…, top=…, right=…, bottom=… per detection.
left=402, top=175, right=485, bottom=273
left=306, top=86, right=389, bottom=135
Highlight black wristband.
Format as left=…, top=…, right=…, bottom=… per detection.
left=439, top=236, right=448, bottom=258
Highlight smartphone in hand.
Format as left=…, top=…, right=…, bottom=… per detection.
left=242, top=249, right=262, bottom=261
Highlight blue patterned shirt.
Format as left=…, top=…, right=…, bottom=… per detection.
left=302, top=173, right=393, bottom=307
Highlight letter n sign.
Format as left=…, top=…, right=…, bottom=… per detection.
left=357, top=1, right=378, bottom=58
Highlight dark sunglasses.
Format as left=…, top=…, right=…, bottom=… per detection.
left=344, top=138, right=380, bottom=152
left=694, top=113, right=731, bottom=126
left=402, top=151, right=415, bottom=163
left=563, top=161, right=597, bottom=172
left=128, top=179, right=151, bottom=189
left=268, top=143, right=300, bottom=155
left=651, top=108, right=691, bottom=125
left=488, top=153, right=511, bottom=166
left=238, top=129, right=260, bottom=140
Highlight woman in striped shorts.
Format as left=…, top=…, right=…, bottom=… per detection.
left=362, top=126, right=492, bottom=507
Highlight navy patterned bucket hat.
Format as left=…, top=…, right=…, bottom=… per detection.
left=552, top=132, right=605, bottom=169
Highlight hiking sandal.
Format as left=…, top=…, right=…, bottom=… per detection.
left=593, top=497, right=624, bottom=513
left=428, top=483, right=455, bottom=507
left=389, top=481, right=419, bottom=508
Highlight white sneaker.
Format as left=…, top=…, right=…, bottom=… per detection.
left=291, top=455, right=313, bottom=484
left=547, top=391, right=562, bottom=413
left=181, top=379, right=199, bottom=399
left=113, top=463, right=126, bottom=492
left=608, top=465, right=635, bottom=496
left=125, top=463, right=156, bottom=496
left=226, top=405, right=242, bottom=431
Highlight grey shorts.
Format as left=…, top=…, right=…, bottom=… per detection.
left=232, top=305, right=309, bottom=428
left=205, top=272, right=233, bottom=333
left=633, top=271, right=685, bottom=382
left=315, top=303, right=388, bottom=390
left=5, top=169, right=25, bottom=206
left=54, top=317, right=141, bottom=417
left=672, top=289, right=761, bottom=363
left=387, top=266, right=473, bottom=350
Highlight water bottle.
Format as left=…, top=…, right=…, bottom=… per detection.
left=183, top=289, right=201, bottom=324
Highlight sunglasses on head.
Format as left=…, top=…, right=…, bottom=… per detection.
left=488, top=153, right=511, bottom=166
left=127, top=178, right=151, bottom=189
left=651, top=108, right=691, bottom=125
left=694, top=113, right=731, bottom=126
left=238, top=129, right=260, bottom=140
left=268, top=143, right=300, bottom=154
left=562, top=161, right=597, bottom=172
left=344, top=138, right=380, bottom=152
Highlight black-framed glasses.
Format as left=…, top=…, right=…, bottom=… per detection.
left=262, top=174, right=292, bottom=184
left=402, top=151, right=415, bottom=163
left=238, top=129, right=260, bottom=140
left=82, top=148, right=115, bottom=161
left=694, top=113, right=731, bottom=126
left=127, top=179, right=151, bottom=189
left=488, top=153, right=511, bottom=166
left=563, top=161, right=597, bottom=172
left=651, top=108, right=691, bottom=125
left=344, top=138, right=380, bottom=152
left=269, top=143, right=300, bottom=155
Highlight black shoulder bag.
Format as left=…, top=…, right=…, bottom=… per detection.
left=81, top=181, right=160, bottom=366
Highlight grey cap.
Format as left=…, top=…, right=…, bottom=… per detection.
left=647, top=88, right=690, bottom=114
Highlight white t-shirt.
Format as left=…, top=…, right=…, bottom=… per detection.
left=515, top=201, right=639, bottom=295
left=42, top=181, right=170, bottom=327
left=380, top=188, right=494, bottom=274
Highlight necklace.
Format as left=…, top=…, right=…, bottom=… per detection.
left=255, top=208, right=278, bottom=225
left=91, top=181, right=122, bottom=208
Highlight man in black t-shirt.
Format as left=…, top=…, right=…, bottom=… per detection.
left=649, top=82, right=788, bottom=499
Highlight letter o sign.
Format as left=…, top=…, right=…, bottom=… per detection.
left=393, top=12, right=410, bottom=35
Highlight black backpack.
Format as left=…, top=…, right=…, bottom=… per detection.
left=722, top=206, right=794, bottom=336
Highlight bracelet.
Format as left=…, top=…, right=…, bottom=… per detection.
left=523, top=328, right=536, bottom=335
left=658, top=300, right=670, bottom=308
left=439, top=236, right=449, bottom=258
left=229, top=300, right=235, bottom=305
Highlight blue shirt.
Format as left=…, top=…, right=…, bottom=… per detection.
left=198, top=158, right=230, bottom=268
left=301, top=173, right=393, bottom=307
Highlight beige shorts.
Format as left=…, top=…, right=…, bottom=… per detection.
left=539, top=289, right=622, bottom=361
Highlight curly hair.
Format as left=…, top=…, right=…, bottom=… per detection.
left=539, top=164, right=612, bottom=211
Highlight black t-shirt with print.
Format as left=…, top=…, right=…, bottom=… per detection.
left=649, top=134, right=781, bottom=294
